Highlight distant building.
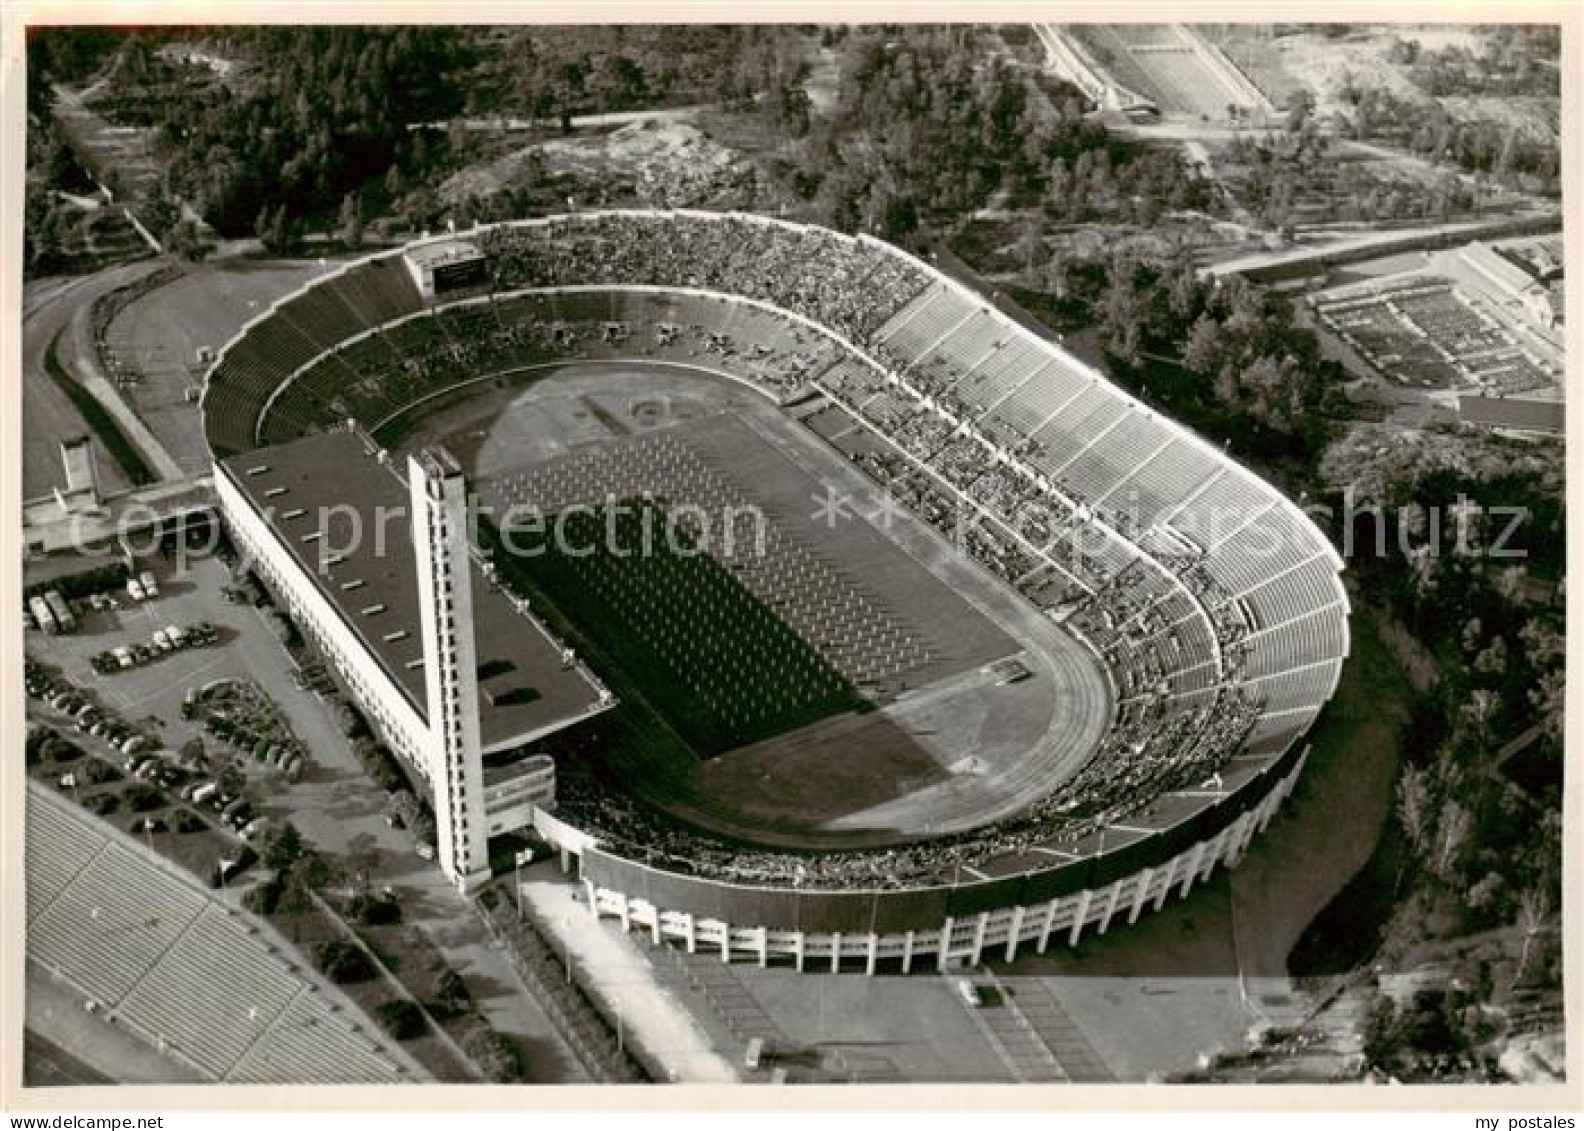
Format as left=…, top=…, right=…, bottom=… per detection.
left=1461, top=238, right=1566, bottom=332
left=1458, top=395, right=1564, bottom=436
left=57, top=435, right=102, bottom=509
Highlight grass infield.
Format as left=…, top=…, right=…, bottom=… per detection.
left=491, top=501, right=866, bottom=759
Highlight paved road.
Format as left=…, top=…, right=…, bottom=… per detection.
left=522, top=875, right=738, bottom=1083
left=1202, top=211, right=1562, bottom=278
left=23, top=1028, right=112, bottom=1086
left=410, top=104, right=716, bottom=133
left=22, top=262, right=162, bottom=500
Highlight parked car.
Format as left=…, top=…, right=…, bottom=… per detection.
left=126, top=578, right=146, bottom=601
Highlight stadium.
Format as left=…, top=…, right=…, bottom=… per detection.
left=202, top=210, right=1350, bottom=972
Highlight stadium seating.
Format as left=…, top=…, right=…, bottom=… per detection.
left=119, top=905, right=303, bottom=1077
left=29, top=841, right=206, bottom=1005
left=201, top=211, right=1350, bottom=890
left=25, top=788, right=417, bottom=1084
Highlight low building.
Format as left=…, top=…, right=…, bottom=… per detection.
left=403, top=239, right=488, bottom=300
left=1457, top=395, right=1565, bottom=437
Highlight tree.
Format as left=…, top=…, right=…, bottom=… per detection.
left=177, top=735, right=208, bottom=770
left=262, top=822, right=304, bottom=872
left=344, top=831, right=383, bottom=895
left=434, top=967, right=472, bottom=1017
left=463, top=1028, right=525, bottom=1083
left=1014, top=213, right=1046, bottom=284
left=1183, top=314, right=1222, bottom=375
left=1529, top=670, right=1564, bottom=742
left=338, top=193, right=363, bottom=248
left=217, top=763, right=246, bottom=798
left=293, top=849, right=335, bottom=892
left=1511, top=889, right=1550, bottom=987
left=1431, top=801, right=1471, bottom=881
left=375, top=999, right=426, bottom=1040
left=314, top=939, right=374, bottom=983
left=167, top=221, right=208, bottom=262
left=1397, top=765, right=1433, bottom=858
left=276, top=875, right=312, bottom=941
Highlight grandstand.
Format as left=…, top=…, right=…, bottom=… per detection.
left=26, top=784, right=424, bottom=1082
left=1065, top=24, right=1270, bottom=118
left=201, top=209, right=1349, bottom=970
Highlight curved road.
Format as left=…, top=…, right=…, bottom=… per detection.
left=22, top=261, right=164, bottom=500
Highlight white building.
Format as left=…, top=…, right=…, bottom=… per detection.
left=214, top=426, right=613, bottom=891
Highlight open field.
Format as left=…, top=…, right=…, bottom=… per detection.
left=412, top=362, right=1108, bottom=849
left=511, top=500, right=868, bottom=757
left=106, top=259, right=332, bottom=476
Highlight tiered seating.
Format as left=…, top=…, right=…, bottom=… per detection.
left=330, top=256, right=426, bottom=326
left=230, top=992, right=410, bottom=1084
left=279, top=286, right=370, bottom=355
left=954, top=339, right=1047, bottom=410
left=1110, top=438, right=1218, bottom=525
left=1199, top=505, right=1314, bottom=596
left=120, top=905, right=305, bottom=1078
left=1030, top=391, right=1130, bottom=476
left=1242, top=659, right=1344, bottom=716
left=25, top=788, right=106, bottom=923
left=1060, top=412, right=1162, bottom=505
left=29, top=843, right=205, bottom=1005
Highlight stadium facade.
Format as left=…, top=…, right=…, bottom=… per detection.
left=203, top=210, right=1350, bottom=963
left=214, top=428, right=612, bottom=891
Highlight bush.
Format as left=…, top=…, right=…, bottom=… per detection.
left=173, top=808, right=207, bottom=834
left=346, top=891, right=402, bottom=926
left=86, top=793, right=120, bottom=816
left=248, top=879, right=283, bottom=915
left=44, top=736, right=84, bottom=763
left=462, top=1027, right=526, bottom=1083
left=434, top=967, right=472, bottom=1017
left=261, top=822, right=304, bottom=872
left=80, top=760, right=121, bottom=785
left=125, top=783, right=165, bottom=812
left=314, top=939, right=375, bottom=984
left=375, top=999, right=427, bottom=1040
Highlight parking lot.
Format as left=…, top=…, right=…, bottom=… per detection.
left=24, top=544, right=590, bottom=1082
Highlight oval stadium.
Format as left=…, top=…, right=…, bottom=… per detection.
left=202, top=210, right=1350, bottom=973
